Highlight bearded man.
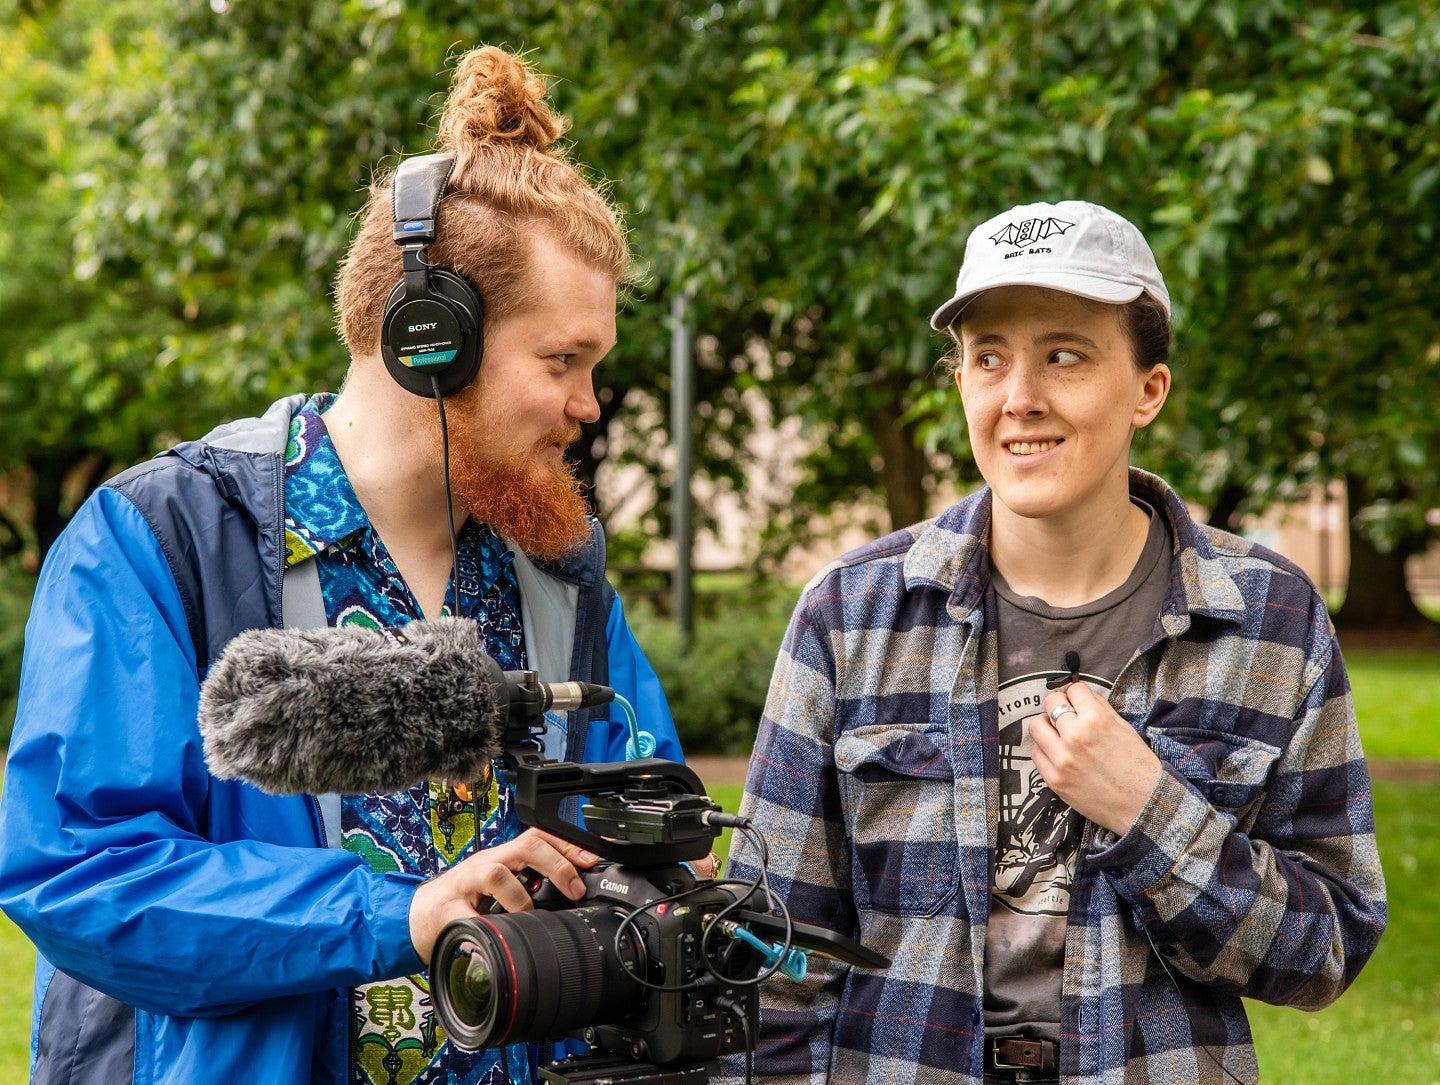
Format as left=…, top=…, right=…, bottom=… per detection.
left=0, top=46, right=692, bottom=1085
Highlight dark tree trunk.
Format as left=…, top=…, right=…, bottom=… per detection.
left=1206, top=481, right=1248, bottom=533
left=30, top=452, right=112, bottom=562
left=874, top=398, right=928, bottom=531
left=31, top=459, right=70, bottom=561
left=1333, top=473, right=1435, bottom=631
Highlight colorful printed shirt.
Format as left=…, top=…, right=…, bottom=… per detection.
left=724, top=469, right=1386, bottom=1085
left=284, top=393, right=531, bottom=1085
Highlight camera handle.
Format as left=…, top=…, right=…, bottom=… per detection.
left=506, top=758, right=722, bottom=865
left=541, top=1051, right=718, bottom=1085
left=732, top=909, right=891, bottom=970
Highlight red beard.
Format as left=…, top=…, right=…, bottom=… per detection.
left=429, top=395, right=593, bottom=561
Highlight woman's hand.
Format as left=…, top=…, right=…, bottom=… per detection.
left=1032, top=680, right=1163, bottom=837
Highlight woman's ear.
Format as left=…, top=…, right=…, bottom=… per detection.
left=1132, top=363, right=1171, bottom=430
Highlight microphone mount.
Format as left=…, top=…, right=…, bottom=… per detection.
left=494, top=670, right=721, bottom=864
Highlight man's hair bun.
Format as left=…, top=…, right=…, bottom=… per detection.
left=437, top=46, right=566, bottom=155
left=334, top=44, right=628, bottom=356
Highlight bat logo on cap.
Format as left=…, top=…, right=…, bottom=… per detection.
left=990, top=217, right=1075, bottom=248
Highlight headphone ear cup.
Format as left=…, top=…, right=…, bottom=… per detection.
left=380, top=268, right=484, bottom=397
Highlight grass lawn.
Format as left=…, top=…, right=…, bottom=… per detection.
left=1245, top=779, right=1440, bottom=1084
left=0, top=648, right=1436, bottom=1080
left=0, top=910, right=30, bottom=1072
left=1344, top=649, right=1440, bottom=762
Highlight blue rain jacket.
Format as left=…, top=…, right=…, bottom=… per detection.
left=0, top=396, right=680, bottom=1083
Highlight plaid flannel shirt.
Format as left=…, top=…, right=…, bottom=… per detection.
left=725, top=469, right=1385, bottom=1085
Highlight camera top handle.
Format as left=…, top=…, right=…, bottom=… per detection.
left=506, top=758, right=723, bottom=865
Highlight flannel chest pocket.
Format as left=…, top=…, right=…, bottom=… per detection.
left=1146, top=728, right=1282, bottom=830
left=834, top=726, right=959, bottom=917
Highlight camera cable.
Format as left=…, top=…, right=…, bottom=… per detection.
left=607, top=822, right=798, bottom=995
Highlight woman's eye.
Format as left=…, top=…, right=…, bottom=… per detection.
left=1052, top=349, right=1081, bottom=365
left=976, top=351, right=1002, bottom=370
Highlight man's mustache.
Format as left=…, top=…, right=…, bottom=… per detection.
left=543, top=424, right=584, bottom=451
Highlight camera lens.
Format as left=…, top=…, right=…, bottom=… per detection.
left=447, top=944, right=497, bottom=1029
left=433, top=906, right=646, bottom=1050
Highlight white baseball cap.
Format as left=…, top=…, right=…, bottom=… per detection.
left=929, top=200, right=1170, bottom=330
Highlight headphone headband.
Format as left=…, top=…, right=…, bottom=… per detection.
left=391, top=153, right=455, bottom=244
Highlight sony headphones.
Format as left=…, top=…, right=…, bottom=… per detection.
left=379, top=152, right=484, bottom=397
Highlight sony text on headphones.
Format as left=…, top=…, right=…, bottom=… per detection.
left=380, top=153, right=484, bottom=397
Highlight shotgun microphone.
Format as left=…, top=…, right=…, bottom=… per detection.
left=197, top=617, right=610, bottom=795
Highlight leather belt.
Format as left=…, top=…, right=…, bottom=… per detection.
left=988, top=1035, right=1059, bottom=1072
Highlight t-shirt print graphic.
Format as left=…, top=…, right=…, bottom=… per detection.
left=993, top=673, right=1110, bottom=916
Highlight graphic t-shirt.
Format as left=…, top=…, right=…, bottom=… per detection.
left=982, top=504, right=1171, bottom=1073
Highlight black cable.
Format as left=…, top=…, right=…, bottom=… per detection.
left=1137, top=922, right=1247, bottom=1085
left=431, top=374, right=462, bottom=614
left=701, top=826, right=794, bottom=989
left=713, top=994, right=753, bottom=1085
left=607, top=825, right=794, bottom=995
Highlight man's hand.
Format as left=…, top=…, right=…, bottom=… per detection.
left=1032, top=681, right=1163, bottom=837
left=408, top=828, right=600, bottom=963
left=691, top=850, right=720, bottom=879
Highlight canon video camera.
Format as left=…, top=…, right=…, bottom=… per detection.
left=428, top=672, right=888, bottom=1085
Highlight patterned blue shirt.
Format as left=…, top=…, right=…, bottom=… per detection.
left=284, top=393, right=533, bottom=1085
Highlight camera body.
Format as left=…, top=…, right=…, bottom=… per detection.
left=429, top=750, right=768, bottom=1074
left=566, top=864, right=759, bottom=1066
left=432, top=861, right=767, bottom=1074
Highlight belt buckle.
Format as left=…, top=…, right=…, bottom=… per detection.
left=990, top=1035, right=1045, bottom=1072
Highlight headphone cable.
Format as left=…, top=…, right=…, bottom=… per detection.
left=431, top=374, right=462, bottom=615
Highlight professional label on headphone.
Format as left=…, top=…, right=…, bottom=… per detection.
left=403, top=350, right=459, bottom=368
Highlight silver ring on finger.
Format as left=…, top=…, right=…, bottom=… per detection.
left=1049, top=702, right=1077, bottom=723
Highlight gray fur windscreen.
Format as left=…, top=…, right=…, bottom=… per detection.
left=197, top=617, right=507, bottom=795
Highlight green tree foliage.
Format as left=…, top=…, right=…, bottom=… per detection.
left=622, top=577, right=799, bottom=755
left=710, top=1, right=1440, bottom=621
left=1, top=0, right=1437, bottom=623
left=0, top=4, right=172, bottom=554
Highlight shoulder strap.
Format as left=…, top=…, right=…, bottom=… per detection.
left=281, top=559, right=326, bottom=631
left=281, top=559, right=340, bottom=846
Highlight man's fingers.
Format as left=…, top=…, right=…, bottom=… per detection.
left=474, top=860, right=538, bottom=913
left=1040, top=689, right=1076, bottom=725
left=501, top=829, right=600, bottom=900
left=543, top=833, right=601, bottom=871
